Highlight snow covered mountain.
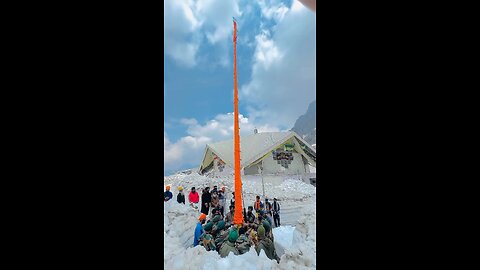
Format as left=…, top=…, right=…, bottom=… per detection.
left=291, top=100, right=316, bottom=145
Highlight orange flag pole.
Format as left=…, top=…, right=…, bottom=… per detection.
left=233, top=19, right=244, bottom=225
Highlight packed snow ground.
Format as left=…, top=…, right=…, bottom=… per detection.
left=164, top=173, right=316, bottom=269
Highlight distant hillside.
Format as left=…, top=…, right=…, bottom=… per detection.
left=291, top=100, right=316, bottom=145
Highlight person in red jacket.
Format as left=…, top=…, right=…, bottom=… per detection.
left=189, top=186, right=200, bottom=207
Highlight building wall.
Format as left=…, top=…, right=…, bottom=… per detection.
left=259, top=152, right=306, bottom=175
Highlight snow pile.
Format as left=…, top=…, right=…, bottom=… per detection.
left=164, top=200, right=200, bottom=248
left=164, top=173, right=315, bottom=203
left=164, top=172, right=316, bottom=269
left=164, top=199, right=280, bottom=269
left=273, top=226, right=296, bottom=251
left=276, top=178, right=316, bottom=199
left=277, top=206, right=316, bottom=269
left=165, top=246, right=278, bottom=270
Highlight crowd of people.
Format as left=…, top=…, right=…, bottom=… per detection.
left=163, top=184, right=282, bottom=261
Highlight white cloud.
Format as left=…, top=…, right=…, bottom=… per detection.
left=164, top=0, right=241, bottom=67
left=196, top=0, right=241, bottom=44
left=164, top=0, right=202, bottom=67
left=258, top=0, right=290, bottom=23
left=240, top=0, right=316, bottom=130
left=164, top=113, right=280, bottom=173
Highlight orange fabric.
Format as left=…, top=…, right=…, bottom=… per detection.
left=233, top=20, right=244, bottom=225
left=199, top=213, right=207, bottom=221
left=255, top=201, right=260, bottom=210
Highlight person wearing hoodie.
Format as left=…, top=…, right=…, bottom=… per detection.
left=194, top=213, right=207, bottom=247
left=255, top=225, right=280, bottom=263
left=177, top=186, right=185, bottom=204
left=219, top=229, right=240, bottom=257
left=188, top=187, right=200, bottom=208
left=164, top=185, right=173, bottom=202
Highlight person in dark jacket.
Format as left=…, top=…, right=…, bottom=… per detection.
left=230, top=192, right=235, bottom=207
left=272, top=198, right=281, bottom=227
left=265, top=198, right=272, bottom=216
left=164, top=185, right=173, bottom=202
left=201, top=187, right=212, bottom=215
left=218, top=187, right=226, bottom=216
left=177, top=186, right=185, bottom=204
left=246, top=206, right=255, bottom=224
left=211, top=185, right=218, bottom=197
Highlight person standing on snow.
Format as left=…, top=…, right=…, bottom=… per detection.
left=164, top=185, right=173, bottom=202
left=201, top=187, right=212, bottom=215
left=194, top=213, right=207, bottom=247
left=189, top=187, right=200, bottom=205
left=210, top=193, right=220, bottom=217
left=230, top=192, right=235, bottom=208
left=218, top=186, right=226, bottom=216
left=176, top=186, right=185, bottom=204
left=254, top=195, right=264, bottom=213
left=265, top=198, right=272, bottom=216
left=211, top=185, right=219, bottom=197
left=272, top=198, right=281, bottom=227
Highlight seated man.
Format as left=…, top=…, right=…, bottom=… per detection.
left=255, top=225, right=280, bottom=263
left=219, top=229, right=240, bottom=257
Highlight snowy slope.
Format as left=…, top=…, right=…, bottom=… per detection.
left=164, top=173, right=316, bottom=269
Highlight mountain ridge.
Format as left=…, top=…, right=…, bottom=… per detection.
left=291, top=100, right=316, bottom=145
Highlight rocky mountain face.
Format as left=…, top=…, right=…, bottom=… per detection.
left=291, top=100, right=316, bottom=145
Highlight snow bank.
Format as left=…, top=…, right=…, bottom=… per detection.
left=277, top=206, right=316, bottom=269
left=164, top=173, right=315, bottom=203
left=164, top=172, right=316, bottom=270
left=164, top=199, right=279, bottom=269
left=273, top=226, right=296, bottom=251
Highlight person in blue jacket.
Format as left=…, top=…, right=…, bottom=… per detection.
left=194, top=213, right=207, bottom=247
left=164, top=185, right=173, bottom=202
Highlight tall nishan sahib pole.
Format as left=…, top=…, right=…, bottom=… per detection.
left=233, top=19, right=244, bottom=225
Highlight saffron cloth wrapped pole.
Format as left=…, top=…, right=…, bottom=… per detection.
left=232, top=18, right=244, bottom=225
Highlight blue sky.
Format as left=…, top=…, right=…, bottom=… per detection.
left=164, top=0, right=316, bottom=175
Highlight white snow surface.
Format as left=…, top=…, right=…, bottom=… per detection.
left=164, top=173, right=316, bottom=269
left=272, top=226, right=296, bottom=251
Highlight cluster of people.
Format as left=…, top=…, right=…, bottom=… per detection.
left=164, top=184, right=228, bottom=216
left=193, top=194, right=282, bottom=262
left=164, top=184, right=283, bottom=260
